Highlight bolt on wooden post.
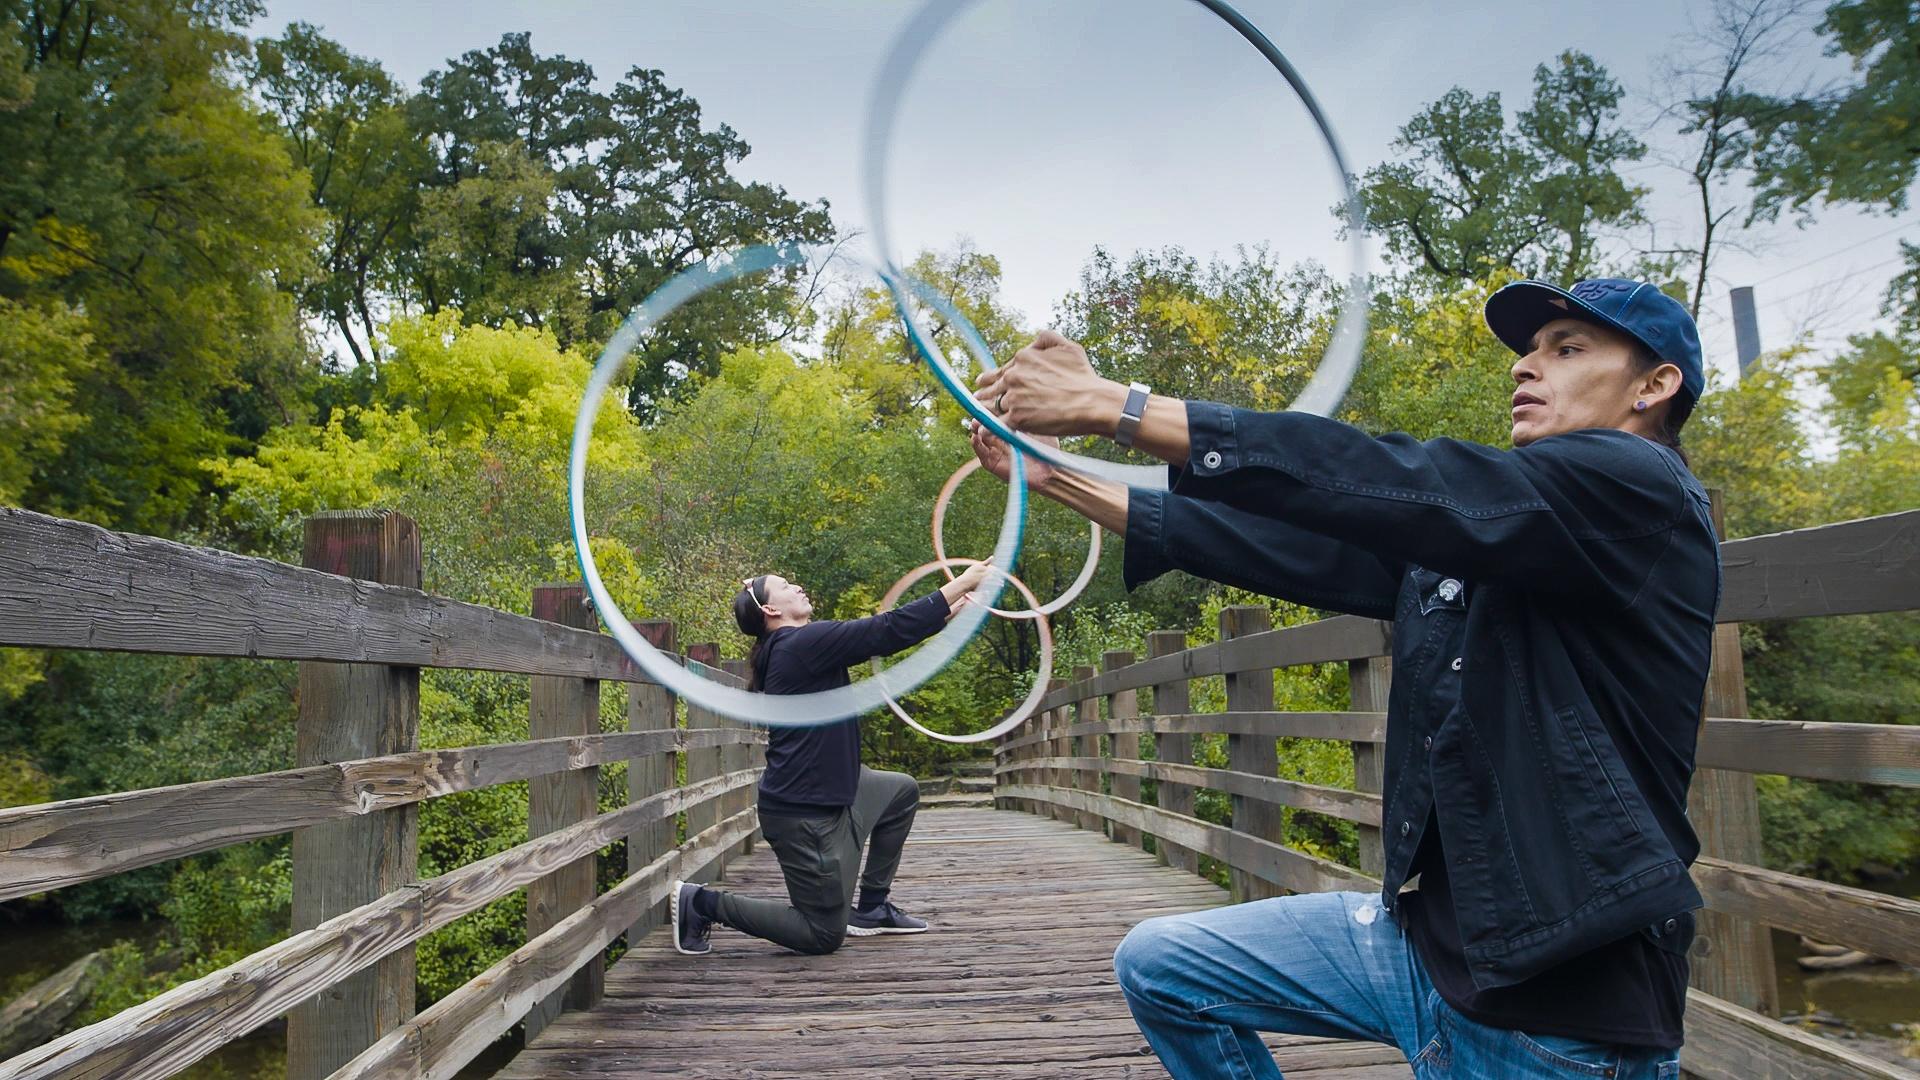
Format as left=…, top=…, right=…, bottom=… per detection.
left=289, top=511, right=421, bottom=1080
left=526, top=582, right=605, bottom=1039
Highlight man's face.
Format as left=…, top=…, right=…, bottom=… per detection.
left=1509, top=318, right=1645, bottom=447
left=759, top=574, right=812, bottom=621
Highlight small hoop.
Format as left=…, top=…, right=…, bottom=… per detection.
left=931, top=458, right=1101, bottom=620
left=871, top=557, right=1055, bottom=745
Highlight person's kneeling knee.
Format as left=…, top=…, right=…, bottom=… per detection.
left=801, top=918, right=848, bottom=956
left=1114, top=915, right=1183, bottom=995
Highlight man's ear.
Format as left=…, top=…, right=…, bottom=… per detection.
left=1638, top=362, right=1684, bottom=407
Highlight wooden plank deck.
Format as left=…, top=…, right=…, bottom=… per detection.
left=498, top=807, right=1412, bottom=1079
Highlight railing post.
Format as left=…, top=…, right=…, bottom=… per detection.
left=627, top=620, right=678, bottom=939
left=1147, top=630, right=1199, bottom=874
left=289, top=510, right=420, bottom=1080
left=524, top=582, right=605, bottom=1038
left=1104, top=650, right=1142, bottom=849
left=1346, top=655, right=1390, bottom=877
left=684, top=643, right=724, bottom=883
left=720, top=658, right=754, bottom=855
left=1221, top=605, right=1282, bottom=902
left=1071, top=665, right=1103, bottom=833
left=1690, top=492, right=1779, bottom=1015
left=1045, top=678, right=1072, bottom=825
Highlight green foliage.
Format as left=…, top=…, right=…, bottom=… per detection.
left=1738, top=0, right=1920, bottom=215
left=1352, top=52, right=1646, bottom=281
left=4, top=8, right=1916, bottom=1042
left=1, top=0, right=321, bottom=534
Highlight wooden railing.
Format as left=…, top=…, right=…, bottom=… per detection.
left=994, top=507, right=1920, bottom=1080
left=0, top=507, right=765, bottom=1080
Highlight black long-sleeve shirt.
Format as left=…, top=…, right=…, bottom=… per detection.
left=755, top=590, right=951, bottom=815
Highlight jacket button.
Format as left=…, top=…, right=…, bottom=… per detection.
left=1202, top=450, right=1223, bottom=469
left=1450, top=657, right=1463, bottom=671
left=1400, top=821, right=1411, bottom=837
left=1664, top=918, right=1678, bottom=933
left=1424, top=736, right=1433, bottom=751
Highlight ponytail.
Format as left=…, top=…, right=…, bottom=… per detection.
left=732, top=576, right=774, bottom=692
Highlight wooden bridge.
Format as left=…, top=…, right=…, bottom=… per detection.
left=0, top=502, right=1916, bottom=1079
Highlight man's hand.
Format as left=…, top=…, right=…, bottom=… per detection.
left=967, top=419, right=1058, bottom=495
left=973, top=331, right=1127, bottom=437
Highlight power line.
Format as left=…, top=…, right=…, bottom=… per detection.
left=1767, top=252, right=1911, bottom=307
left=1747, top=219, right=1920, bottom=287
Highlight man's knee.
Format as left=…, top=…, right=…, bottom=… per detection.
left=1114, top=914, right=1189, bottom=995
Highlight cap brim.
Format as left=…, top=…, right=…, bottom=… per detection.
left=1484, top=280, right=1654, bottom=359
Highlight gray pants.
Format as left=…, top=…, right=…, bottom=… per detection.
left=711, top=766, right=920, bottom=955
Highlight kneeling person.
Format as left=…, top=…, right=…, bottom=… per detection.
left=672, top=563, right=992, bottom=955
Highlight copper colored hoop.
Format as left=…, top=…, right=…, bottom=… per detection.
left=870, top=557, right=1054, bottom=744
left=931, top=458, right=1101, bottom=620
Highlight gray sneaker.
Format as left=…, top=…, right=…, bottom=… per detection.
left=671, top=880, right=713, bottom=955
left=847, top=899, right=929, bottom=936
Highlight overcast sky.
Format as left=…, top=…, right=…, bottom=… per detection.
left=258, top=0, right=1918, bottom=391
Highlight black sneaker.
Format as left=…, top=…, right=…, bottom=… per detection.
left=671, top=880, right=713, bottom=955
left=847, top=899, right=929, bottom=936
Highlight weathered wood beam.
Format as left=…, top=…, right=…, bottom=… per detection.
left=1717, top=509, right=1920, bottom=623
left=1693, top=856, right=1920, bottom=968
left=996, top=712, right=1387, bottom=756
left=1011, top=758, right=1382, bottom=827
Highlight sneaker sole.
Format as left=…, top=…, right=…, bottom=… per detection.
left=845, top=924, right=929, bottom=937
left=670, top=883, right=711, bottom=956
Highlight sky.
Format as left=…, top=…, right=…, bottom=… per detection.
left=256, top=0, right=1918, bottom=392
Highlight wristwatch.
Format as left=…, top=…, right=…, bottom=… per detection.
left=1115, top=381, right=1151, bottom=447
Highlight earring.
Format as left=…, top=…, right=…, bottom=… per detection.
left=1633, top=400, right=1648, bottom=412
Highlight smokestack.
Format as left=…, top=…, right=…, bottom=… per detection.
left=1730, top=286, right=1761, bottom=377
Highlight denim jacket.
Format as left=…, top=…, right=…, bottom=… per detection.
left=1123, top=403, right=1719, bottom=990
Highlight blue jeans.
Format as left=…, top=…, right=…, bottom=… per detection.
left=1114, top=891, right=1682, bottom=1080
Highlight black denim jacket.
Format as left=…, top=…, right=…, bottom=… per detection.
left=1124, top=402, right=1719, bottom=990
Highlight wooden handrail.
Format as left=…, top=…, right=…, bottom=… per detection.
left=0, top=770, right=761, bottom=1080
left=997, top=784, right=1373, bottom=895
left=996, top=711, right=1388, bottom=755
left=1036, top=615, right=1394, bottom=711
left=0, top=508, right=694, bottom=683
left=329, top=807, right=761, bottom=1080
left=0, top=727, right=766, bottom=901
left=1696, top=717, right=1920, bottom=787
left=1718, top=509, right=1920, bottom=622
left=1692, top=856, right=1920, bottom=968
left=1001, top=757, right=1383, bottom=826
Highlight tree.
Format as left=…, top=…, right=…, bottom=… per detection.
left=1655, top=0, right=1819, bottom=317
left=0, top=0, right=320, bottom=533
left=400, top=34, right=835, bottom=413
left=1355, top=53, right=1646, bottom=282
left=1353, top=87, right=1548, bottom=279
left=252, top=23, right=429, bottom=366
left=1737, top=0, right=1920, bottom=216
left=1055, top=245, right=1338, bottom=409
left=1519, top=52, right=1648, bottom=280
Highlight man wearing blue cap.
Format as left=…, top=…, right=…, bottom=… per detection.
left=967, top=278, right=1716, bottom=1079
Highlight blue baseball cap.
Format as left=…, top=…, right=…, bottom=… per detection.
left=1484, top=278, right=1704, bottom=410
